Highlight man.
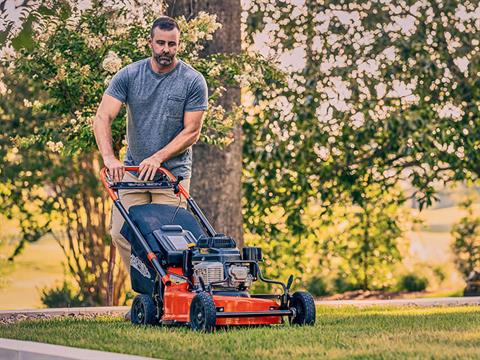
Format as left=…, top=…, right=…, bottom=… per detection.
left=93, top=16, right=208, bottom=271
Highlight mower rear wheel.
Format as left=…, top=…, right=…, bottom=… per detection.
left=288, top=291, right=316, bottom=326
left=131, top=294, right=157, bottom=325
left=190, top=292, right=216, bottom=332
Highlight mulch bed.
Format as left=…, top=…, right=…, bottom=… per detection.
left=0, top=310, right=126, bottom=325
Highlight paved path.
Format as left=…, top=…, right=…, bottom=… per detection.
left=315, top=296, right=480, bottom=307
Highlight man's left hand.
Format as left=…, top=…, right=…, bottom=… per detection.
left=138, top=155, right=163, bottom=181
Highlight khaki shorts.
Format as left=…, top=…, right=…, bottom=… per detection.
left=110, top=171, right=190, bottom=269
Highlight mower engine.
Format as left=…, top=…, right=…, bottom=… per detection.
left=191, top=235, right=259, bottom=290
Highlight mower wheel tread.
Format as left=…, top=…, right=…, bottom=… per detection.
left=190, top=292, right=216, bottom=332
left=289, top=291, right=316, bottom=326
left=131, top=294, right=157, bottom=325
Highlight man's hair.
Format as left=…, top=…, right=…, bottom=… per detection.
left=150, top=16, right=180, bottom=37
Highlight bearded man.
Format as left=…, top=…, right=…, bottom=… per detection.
left=93, top=15, right=208, bottom=271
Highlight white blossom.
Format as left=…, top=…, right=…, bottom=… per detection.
left=350, top=111, right=365, bottom=129
left=102, top=51, right=123, bottom=74
left=0, top=80, right=7, bottom=95
left=453, top=56, right=469, bottom=75
left=382, top=46, right=397, bottom=62
left=375, top=82, right=387, bottom=99
left=46, top=141, right=64, bottom=153
left=278, top=47, right=306, bottom=72
left=392, top=15, right=417, bottom=36
left=314, top=145, right=330, bottom=161
left=434, top=102, right=464, bottom=121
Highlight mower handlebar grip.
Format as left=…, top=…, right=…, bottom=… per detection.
left=100, top=166, right=190, bottom=201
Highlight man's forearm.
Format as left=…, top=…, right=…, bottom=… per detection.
left=153, top=128, right=200, bottom=163
left=93, top=114, right=116, bottom=160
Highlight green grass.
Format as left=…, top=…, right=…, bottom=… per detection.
left=1, top=306, right=480, bottom=359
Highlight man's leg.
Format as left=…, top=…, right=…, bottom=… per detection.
left=151, top=178, right=191, bottom=208
left=110, top=172, right=151, bottom=268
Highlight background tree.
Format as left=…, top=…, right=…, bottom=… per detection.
left=451, top=197, right=480, bottom=279
left=240, top=0, right=479, bottom=291
left=243, top=0, right=480, bottom=235
left=167, top=0, right=244, bottom=245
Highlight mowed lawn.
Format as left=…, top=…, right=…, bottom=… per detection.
left=1, top=306, right=479, bottom=359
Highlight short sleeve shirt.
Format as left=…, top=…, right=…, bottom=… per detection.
left=105, top=58, right=208, bottom=179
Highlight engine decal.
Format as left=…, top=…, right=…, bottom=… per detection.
left=130, top=254, right=151, bottom=279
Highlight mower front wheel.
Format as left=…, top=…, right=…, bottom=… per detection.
left=288, top=291, right=316, bottom=326
left=190, top=292, right=216, bottom=332
left=131, top=294, right=157, bottom=325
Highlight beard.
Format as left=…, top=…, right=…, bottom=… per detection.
left=153, top=52, right=174, bottom=66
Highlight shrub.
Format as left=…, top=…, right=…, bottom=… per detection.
left=40, top=281, right=84, bottom=308
left=398, top=274, right=428, bottom=292
left=433, top=266, right=447, bottom=284
left=451, top=198, right=480, bottom=279
left=333, top=275, right=363, bottom=294
left=305, top=276, right=330, bottom=297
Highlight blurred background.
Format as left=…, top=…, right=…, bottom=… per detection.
left=1, top=0, right=480, bottom=309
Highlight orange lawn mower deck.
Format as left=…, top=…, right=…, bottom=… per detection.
left=101, top=166, right=316, bottom=331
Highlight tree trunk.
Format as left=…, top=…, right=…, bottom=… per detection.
left=166, top=0, right=244, bottom=246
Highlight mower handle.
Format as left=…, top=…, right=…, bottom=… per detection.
left=100, top=166, right=190, bottom=201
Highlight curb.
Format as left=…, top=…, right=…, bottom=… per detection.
left=315, top=296, right=480, bottom=307
left=0, top=338, right=154, bottom=360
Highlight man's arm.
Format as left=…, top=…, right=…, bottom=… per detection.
left=138, top=110, right=204, bottom=181
left=93, top=94, right=125, bottom=182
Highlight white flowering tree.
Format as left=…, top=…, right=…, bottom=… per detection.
left=0, top=0, right=280, bottom=304
left=240, top=0, right=480, bottom=289
left=243, top=0, right=480, bottom=231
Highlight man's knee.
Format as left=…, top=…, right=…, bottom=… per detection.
left=111, top=228, right=130, bottom=251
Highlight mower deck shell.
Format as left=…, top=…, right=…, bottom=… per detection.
left=162, top=267, right=283, bottom=326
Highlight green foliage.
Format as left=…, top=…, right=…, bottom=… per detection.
left=325, top=187, right=406, bottom=291
left=432, top=265, right=447, bottom=284
left=6, top=3, right=280, bottom=154
left=243, top=0, right=480, bottom=238
left=40, top=281, right=84, bottom=308
left=304, top=276, right=330, bottom=297
left=247, top=185, right=408, bottom=293
left=1, top=1, right=281, bottom=305
left=332, top=276, right=363, bottom=294
left=398, top=274, right=429, bottom=292
left=451, top=197, right=480, bottom=279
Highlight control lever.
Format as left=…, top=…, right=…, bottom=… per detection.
left=286, top=275, right=294, bottom=291
left=172, top=176, right=184, bottom=194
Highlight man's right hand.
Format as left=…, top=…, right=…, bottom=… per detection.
left=104, top=156, right=124, bottom=182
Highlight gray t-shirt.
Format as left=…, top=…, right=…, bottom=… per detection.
left=105, top=58, right=208, bottom=179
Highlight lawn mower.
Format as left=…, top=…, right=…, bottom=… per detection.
left=101, top=166, right=316, bottom=331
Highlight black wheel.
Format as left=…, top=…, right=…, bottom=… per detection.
left=288, top=291, right=316, bottom=326
left=131, top=294, right=157, bottom=325
left=190, top=292, right=216, bottom=332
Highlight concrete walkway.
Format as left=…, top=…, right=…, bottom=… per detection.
left=315, top=296, right=480, bottom=307
left=0, top=338, right=153, bottom=360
